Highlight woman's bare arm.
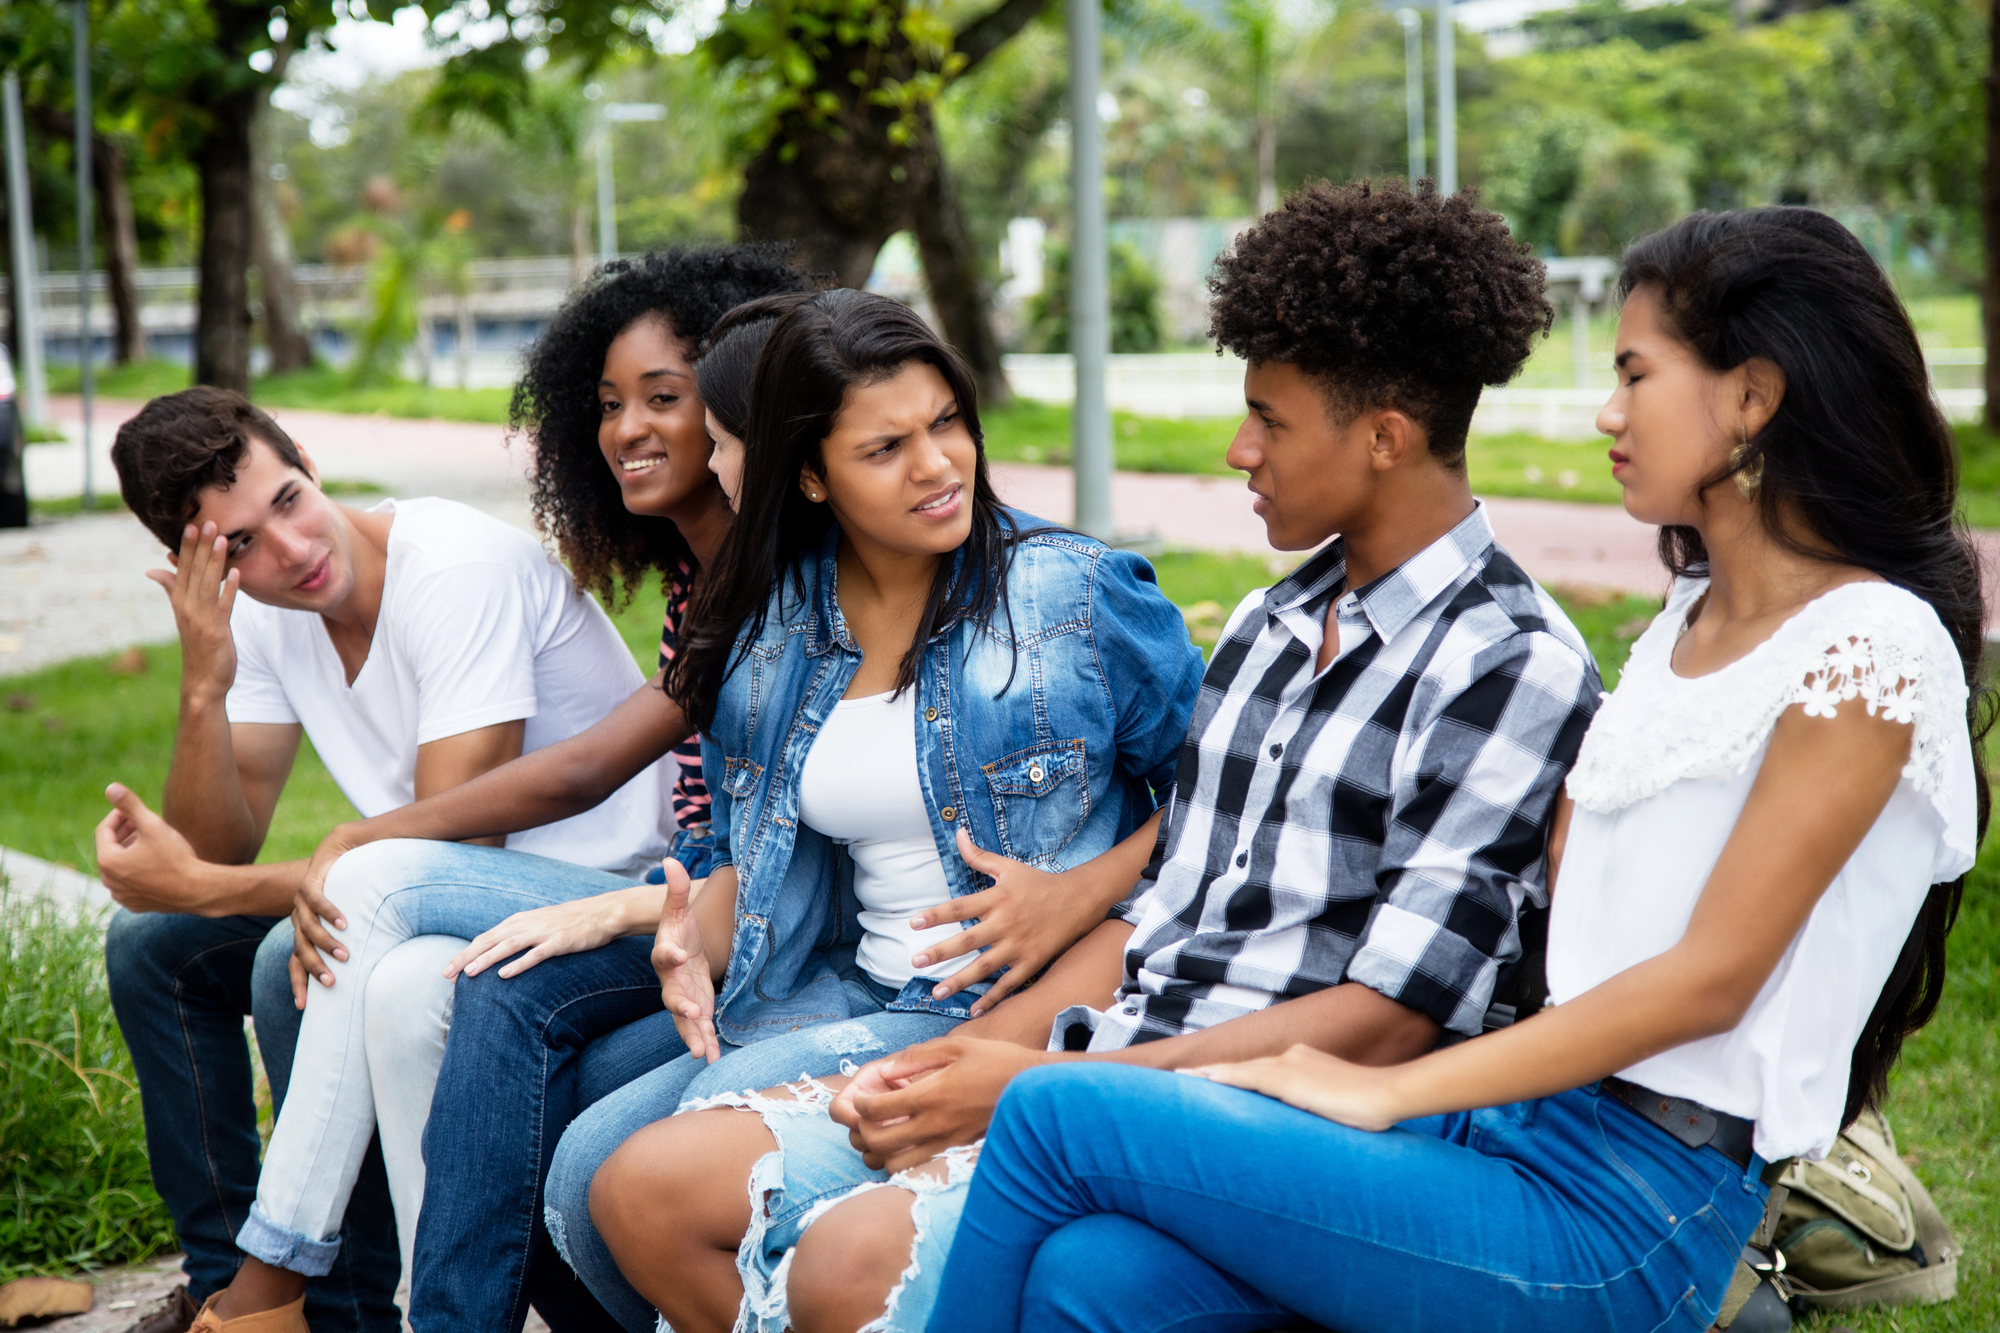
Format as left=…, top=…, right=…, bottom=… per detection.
left=295, top=675, right=691, bottom=916
left=1195, top=693, right=1914, bottom=1129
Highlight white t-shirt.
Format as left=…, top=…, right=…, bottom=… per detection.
left=797, top=688, right=965, bottom=987
left=225, top=497, right=673, bottom=876
left=1550, top=578, right=1976, bottom=1162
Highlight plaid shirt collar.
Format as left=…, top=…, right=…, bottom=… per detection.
left=1265, top=501, right=1499, bottom=647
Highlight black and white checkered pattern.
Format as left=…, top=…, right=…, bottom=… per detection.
left=1057, top=504, right=1602, bottom=1049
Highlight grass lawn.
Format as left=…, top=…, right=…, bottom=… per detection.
left=48, top=360, right=513, bottom=425
left=1, top=550, right=1992, bottom=1328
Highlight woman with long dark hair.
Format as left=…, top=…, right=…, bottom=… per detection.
left=921, top=207, right=1987, bottom=1333
left=541, top=287, right=1207, bottom=1332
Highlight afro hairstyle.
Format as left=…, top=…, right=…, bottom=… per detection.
left=1207, top=179, right=1552, bottom=466
left=510, top=245, right=820, bottom=604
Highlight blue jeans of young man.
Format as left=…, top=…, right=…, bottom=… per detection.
left=104, top=909, right=401, bottom=1333
left=536, top=976, right=965, bottom=1333
left=928, top=1065, right=1772, bottom=1333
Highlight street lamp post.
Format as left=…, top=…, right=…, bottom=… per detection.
left=3, top=72, right=46, bottom=429
left=597, top=102, right=666, bottom=263
left=1067, top=0, right=1112, bottom=540
left=1396, top=9, right=1426, bottom=184
left=1434, top=0, right=1456, bottom=194
left=74, top=0, right=94, bottom=508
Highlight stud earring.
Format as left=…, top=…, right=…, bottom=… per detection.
left=1731, top=425, right=1762, bottom=501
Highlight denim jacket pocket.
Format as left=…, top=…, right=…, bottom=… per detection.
left=982, top=740, right=1090, bottom=868
left=723, top=756, right=763, bottom=799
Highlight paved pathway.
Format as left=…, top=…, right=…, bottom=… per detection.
left=12, top=396, right=2000, bottom=681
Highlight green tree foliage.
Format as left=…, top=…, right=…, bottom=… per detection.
left=1481, top=111, right=1591, bottom=254
left=1558, top=130, right=1692, bottom=255
left=1480, top=0, right=1984, bottom=261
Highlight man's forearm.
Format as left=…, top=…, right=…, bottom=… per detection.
left=171, top=858, right=306, bottom=918
left=1105, top=981, right=1441, bottom=1071
left=163, top=694, right=259, bottom=862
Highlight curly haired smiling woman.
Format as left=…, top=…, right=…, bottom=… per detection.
left=926, top=206, right=1989, bottom=1333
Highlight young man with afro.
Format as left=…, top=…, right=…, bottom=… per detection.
left=583, top=180, right=1605, bottom=1333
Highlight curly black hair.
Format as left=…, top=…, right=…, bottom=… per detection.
left=1207, top=179, right=1552, bottom=466
left=510, top=245, right=820, bottom=604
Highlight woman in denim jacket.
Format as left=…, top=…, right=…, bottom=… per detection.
left=541, top=288, right=1206, bottom=1330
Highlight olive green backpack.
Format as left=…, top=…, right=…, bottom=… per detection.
left=1714, top=1110, right=1959, bottom=1330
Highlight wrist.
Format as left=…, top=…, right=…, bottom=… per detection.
left=620, top=885, right=668, bottom=934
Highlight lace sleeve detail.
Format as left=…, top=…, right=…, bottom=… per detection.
left=1791, top=625, right=1961, bottom=799
left=1567, top=581, right=1969, bottom=815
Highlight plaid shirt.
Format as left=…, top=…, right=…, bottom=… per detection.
left=1053, top=503, right=1601, bottom=1050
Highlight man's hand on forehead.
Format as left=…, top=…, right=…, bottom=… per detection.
left=149, top=519, right=240, bottom=705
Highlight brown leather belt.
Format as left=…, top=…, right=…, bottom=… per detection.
left=1602, top=1076, right=1757, bottom=1169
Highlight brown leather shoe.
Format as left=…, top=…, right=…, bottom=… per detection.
left=126, top=1286, right=198, bottom=1333
left=186, top=1292, right=308, bottom=1333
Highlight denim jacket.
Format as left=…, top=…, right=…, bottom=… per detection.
left=703, top=512, right=1206, bottom=1047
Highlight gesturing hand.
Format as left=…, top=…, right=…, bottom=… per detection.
left=1182, top=1044, right=1404, bottom=1132
left=149, top=522, right=240, bottom=706
left=652, top=858, right=719, bottom=1064
left=907, top=828, right=1114, bottom=1014
left=828, top=1035, right=1054, bottom=1172
left=95, top=783, right=202, bottom=913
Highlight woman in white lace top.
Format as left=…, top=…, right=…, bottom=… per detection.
left=925, top=207, right=1989, bottom=1333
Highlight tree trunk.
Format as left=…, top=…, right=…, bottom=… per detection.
left=736, top=137, right=912, bottom=288
left=251, top=101, right=312, bottom=374
left=193, top=91, right=257, bottom=393
left=1984, top=6, right=1999, bottom=434
left=912, top=149, right=1010, bottom=406
left=92, top=134, right=145, bottom=364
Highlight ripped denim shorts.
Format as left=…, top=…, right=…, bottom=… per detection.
left=682, top=1068, right=979, bottom=1333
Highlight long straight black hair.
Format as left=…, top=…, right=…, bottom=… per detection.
left=1618, top=207, right=1993, bottom=1126
left=667, top=288, right=1021, bottom=732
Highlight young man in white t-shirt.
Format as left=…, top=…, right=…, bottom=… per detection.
left=96, top=387, right=668, bottom=1333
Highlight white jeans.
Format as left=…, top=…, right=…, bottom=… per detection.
left=237, top=839, right=644, bottom=1276
left=363, top=934, right=461, bottom=1278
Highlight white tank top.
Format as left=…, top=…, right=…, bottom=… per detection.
left=797, top=688, right=967, bottom=987
left=1550, top=578, right=1976, bottom=1162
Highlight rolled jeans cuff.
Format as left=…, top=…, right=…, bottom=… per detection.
left=236, top=1201, right=341, bottom=1277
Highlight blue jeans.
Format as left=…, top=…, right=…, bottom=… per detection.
left=542, top=978, right=967, bottom=1333
left=408, top=937, right=683, bottom=1333
left=104, top=909, right=401, bottom=1332
left=929, top=1066, right=1772, bottom=1333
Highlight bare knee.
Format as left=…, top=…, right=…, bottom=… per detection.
left=591, top=1108, right=773, bottom=1266
left=787, top=1186, right=918, bottom=1333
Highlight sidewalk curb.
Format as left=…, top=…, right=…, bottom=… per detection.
left=0, top=845, right=110, bottom=914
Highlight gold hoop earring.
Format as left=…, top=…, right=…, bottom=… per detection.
left=1731, top=426, right=1762, bottom=501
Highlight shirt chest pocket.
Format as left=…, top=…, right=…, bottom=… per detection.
left=982, top=740, right=1089, bottom=869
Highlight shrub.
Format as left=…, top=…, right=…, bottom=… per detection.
left=1025, top=239, right=1165, bottom=354
left=0, top=889, right=174, bottom=1280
